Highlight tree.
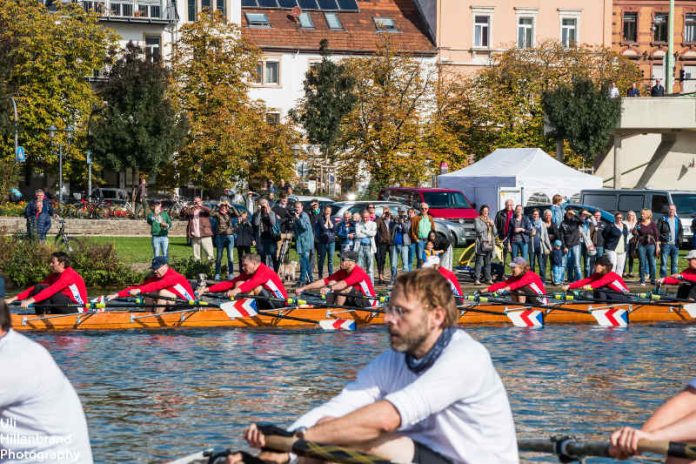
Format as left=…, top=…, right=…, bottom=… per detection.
left=542, top=78, right=620, bottom=163
left=0, top=0, right=117, bottom=194
left=90, top=42, right=186, bottom=178
left=444, top=41, right=641, bottom=166
left=339, top=40, right=463, bottom=195
left=170, top=11, right=297, bottom=191
left=291, top=39, right=356, bottom=162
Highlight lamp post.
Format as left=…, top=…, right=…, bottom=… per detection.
left=666, top=0, right=675, bottom=94
left=48, top=124, right=74, bottom=203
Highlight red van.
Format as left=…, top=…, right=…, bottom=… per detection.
left=378, top=187, right=478, bottom=222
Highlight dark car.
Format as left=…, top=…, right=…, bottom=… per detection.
left=523, top=204, right=615, bottom=226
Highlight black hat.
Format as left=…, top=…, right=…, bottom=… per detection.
left=341, top=250, right=358, bottom=262
left=150, top=256, right=168, bottom=270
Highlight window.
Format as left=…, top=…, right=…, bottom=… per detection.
left=246, top=12, right=270, bottom=27
left=145, top=36, right=161, bottom=62
left=254, top=60, right=280, bottom=85
left=299, top=12, right=314, bottom=28
left=651, top=195, right=669, bottom=214
left=654, top=13, right=668, bottom=42
left=217, top=0, right=225, bottom=15
left=517, top=16, right=534, bottom=48
left=623, top=12, right=637, bottom=42
left=202, top=0, right=211, bottom=9
left=473, top=15, right=490, bottom=48
left=110, top=2, right=133, bottom=16
left=325, top=12, right=342, bottom=29
left=374, top=17, right=397, bottom=32
left=188, top=0, right=196, bottom=21
left=137, top=4, right=161, bottom=17
left=686, top=14, right=696, bottom=43
left=561, top=17, right=577, bottom=47
left=266, top=112, right=281, bottom=125
left=618, top=194, right=643, bottom=212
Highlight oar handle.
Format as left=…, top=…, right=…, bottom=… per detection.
left=638, top=440, right=696, bottom=459
left=263, top=435, right=297, bottom=453
left=519, top=437, right=696, bottom=460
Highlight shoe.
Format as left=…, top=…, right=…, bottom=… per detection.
left=640, top=282, right=646, bottom=287
left=474, top=280, right=481, bottom=285
left=214, top=274, right=221, bottom=281
left=227, top=273, right=234, bottom=280
left=486, top=280, right=494, bottom=285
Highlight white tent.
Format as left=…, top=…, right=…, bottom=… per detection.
left=437, top=148, right=603, bottom=210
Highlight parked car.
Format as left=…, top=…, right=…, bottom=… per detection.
left=523, top=204, right=615, bottom=227
left=328, top=200, right=470, bottom=246
left=580, top=189, right=694, bottom=246
left=378, top=187, right=478, bottom=221
left=289, top=195, right=334, bottom=212
left=90, top=188, right=130, bottom=205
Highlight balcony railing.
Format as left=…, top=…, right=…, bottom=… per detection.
left=80, top=0, right=174, bottom=23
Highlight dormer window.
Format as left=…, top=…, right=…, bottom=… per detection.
left=374, top=17, right=397, bottom=32
left=246, top=12, right=270, bottom=27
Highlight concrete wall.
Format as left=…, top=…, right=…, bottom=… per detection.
left=620, top=97, right=696, bottom=130
left=0, top=218, right=188, bottom=237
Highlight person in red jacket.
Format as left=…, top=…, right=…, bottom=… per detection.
left=422, top=256, right=464, bottom=298
left=202, top=253, right=287, bottom=309
left=5, top=252, right=87, bottom=315
left=658, top=249, right=696, bottom=301
left=486, top=257, right=547, bottom=304
left=563, top=255, right=630, bottom=301
left=296, top=250, right=377, bottom=307
left=107, top=256, right=195, bottom=312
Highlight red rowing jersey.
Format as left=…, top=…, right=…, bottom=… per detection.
left=568, top=272, right=629, bottom=293
left=438, top=267, right=463, bottom=297
left=487, top=271, right=547, bottom=303
left=325, top=266, right=377, bottom=305
left=15, top=267, right=88, bottom=308
left=663, top=268, right=696, bottom=286
left=209, top=263, right=287, bottom=299
left=117, top=267, right=195, bottom=300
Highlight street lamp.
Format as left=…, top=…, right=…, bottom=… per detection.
left=48, top=124, right=74, bottom=203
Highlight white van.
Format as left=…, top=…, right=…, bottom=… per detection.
left=580, top=189, right=696, bottom=246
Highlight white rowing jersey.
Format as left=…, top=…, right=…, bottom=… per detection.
left=290, top=330, right=518, bottom=464
left=0, top=330, right=93, bottom=463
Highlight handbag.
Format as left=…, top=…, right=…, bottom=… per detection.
left=480, top=240, right=494, bottom=253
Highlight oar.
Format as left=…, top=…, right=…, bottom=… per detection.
left=518, top=436, right=696, bottom=461
left=301, top=291, right=389, bottom=303
left=258, top=424, right=393, bottom=464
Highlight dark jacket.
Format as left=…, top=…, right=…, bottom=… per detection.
left=273, top=204, right=292, bottom=232
left=336, top=220, right=354, bottom=243
left=658, top=215, right=684, bottom=245
left=494, top=208, right=514, bottom=241
left=592, top=221, right=606, bottom=248
left=235, top=219, right=254, bottom=247
left=508, top=215, right=532, bottom=243
left=24, top=199, right=53, bottom=237
left=544, top=221, right=561, bottom=244
left=376, top=216, right=393, bottom=245
left=316, top=215, right=336, bottom=244
left=603, top=223, right=628, bottom=252
left=559, top=216, right=582, bottom=248
left=213, top=210, right=237, bottom=236
left=253, top=209, right=278, bottom=242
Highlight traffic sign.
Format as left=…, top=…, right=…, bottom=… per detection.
left=15, top=146, right=25, bottom=162
left=86, top=150, right=92, bottom=165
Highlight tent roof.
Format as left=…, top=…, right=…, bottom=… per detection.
left=441, top=148, right=597, bottom=181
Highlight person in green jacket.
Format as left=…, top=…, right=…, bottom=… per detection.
left=147, top=200, right=172, bottom=258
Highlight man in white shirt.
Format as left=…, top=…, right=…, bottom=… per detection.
left=355, top=210, right=377, bottom=284
left=0, top=292, right=93, bottom=464
left=231, top=269, right=518, bottom=464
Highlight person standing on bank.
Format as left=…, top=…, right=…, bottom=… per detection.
left=529, top=208, right=551, bottom=283
left=213, top=201, right=238, bottom=280
left=508, top=205, right=532, bottom=262
left=635, top=208, right=660, bottom=286
left=254, top=198, right=280, bottom=270
left=24, top=189, right=53, bottom=243
left=603, top=211, right=629, bottom=278
left=186, top=196, right=214, bottom=262
left=134, top=175, right=148, bottom=218
left=474, top=205, right=497, bottom=285
left=316, top=205, right=337, bottom=279
left=375, top=208, right=394, bottom=284
left=294, top=202, right=314, bottom=286
left=147, top=200, right=172, bottom=259
left=658, top=204, right=683, bottom=278
left=495, top=199, right=515, bottom=267
left=234, top=211, right=255, bottom=272
left=410, top=203, right=435, bottom=269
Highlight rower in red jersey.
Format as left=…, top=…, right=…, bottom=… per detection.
left=202, top=253, right=287, bottom=309
left=296, top=250, right=378, bottom=307
left=486, top=257, right=547, bottom=304
left=422, top=256, right=464, bottom=298
left=107, top=256, right=195, bottom=313
left=5, top=252, right=87, bottom=314
left=658, top=249, right=696, bottom=301
left=564, top=255, right=630, bottom=301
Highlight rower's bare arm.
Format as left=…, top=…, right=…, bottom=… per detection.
left=5, top=296, right=16, bottom=304
left=303, top=400, right=400, bottom=446
left=298, top=279, right=327, bottom=293
left=332, top=281, right=349, bottom=292
left=643, top=387, right=696, bottom=434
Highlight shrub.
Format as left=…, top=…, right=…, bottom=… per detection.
left=170, top=256, right=215, bottom=280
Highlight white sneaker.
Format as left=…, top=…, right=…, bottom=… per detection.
left=214, top=274, right=221, bottom=281
left=227, top=273, right=234, bottom=280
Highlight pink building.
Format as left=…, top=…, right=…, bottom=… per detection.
left=413, top=0, right=613, bottom=73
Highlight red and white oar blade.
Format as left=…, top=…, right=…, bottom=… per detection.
left=220, top=298, right=258, bottom=319
left=506, top=309, right=544, bottom=328
left=318, top=319, right=356, bottom=331
left=683, top=303, right=696, bottom=318
left=590, top=308, right=628, bottom=327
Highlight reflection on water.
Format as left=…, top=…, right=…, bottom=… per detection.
left=27, top=324, right=696, bottom=463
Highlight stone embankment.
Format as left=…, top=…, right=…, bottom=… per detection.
left=0, top=217, right=187, bottom=236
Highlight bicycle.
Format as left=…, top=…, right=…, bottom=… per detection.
left=54, top=217, right=74, bottom=253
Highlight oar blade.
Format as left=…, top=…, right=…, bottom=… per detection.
left=590, top=308, right=629, bottom=328
left=683, top=303, right=696, bottom=318
left=318, top=319, right=357, bottom=331
left=219, top=298, right=258, bottom=319
left=505, top=308, right=544, bottom=328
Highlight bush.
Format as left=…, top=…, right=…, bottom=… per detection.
left=0, top=235, right=143, bottom=289
left=0, top=202, right=25, bottom=216
left=170, top=256, right=215, bottom=280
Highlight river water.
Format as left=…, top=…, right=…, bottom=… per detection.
left=26, top=324, right=696, bottom=463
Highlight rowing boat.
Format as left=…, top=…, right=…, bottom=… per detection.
left=9, top=300, right=696, bottom=332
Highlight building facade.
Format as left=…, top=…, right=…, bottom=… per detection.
left=613, top=0, right=696, bottom=93
left=411, top=0, right=612, bottom=74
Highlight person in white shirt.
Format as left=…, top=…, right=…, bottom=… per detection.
left=355, top=210, right=377, bottom=284
left=229, top=269, right=518, bottom=464
left=0, top=294, right=93, bottom=464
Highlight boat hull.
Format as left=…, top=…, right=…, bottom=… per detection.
left=9, top=302, right=695, bottom=332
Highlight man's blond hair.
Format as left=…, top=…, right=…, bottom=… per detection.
left=394, top=269, right=458, bottom=327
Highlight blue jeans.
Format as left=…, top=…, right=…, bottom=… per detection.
left=511, top=241, right=528, bottom=262
left=152, top=236, right=169, bottom=258
left=530, top=248, right=546, bottom=282
left=566, top=244, right=582, bottom=282
left=215, top=234, right=234, bottom=276
left=638, top=243, right=657, bottom=284
left=317, top=241, right=335, bottom=279
left=258, top=238, right=278, bottom=270
left=298, top=251, right=311, bottom=285
left=407, top=243, right=416, bottom=271
left=390, top=244, right=409, bottom=279
left=661, top=243, right=679, bottom=277
left=357, top=244, right=374, bottom=283
left=552, top=265, right=564, bottom=285
left=416, top=240, right=426, bottom=268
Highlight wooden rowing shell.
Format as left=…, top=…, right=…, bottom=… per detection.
left=8, top=302, right=696, bottom=332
